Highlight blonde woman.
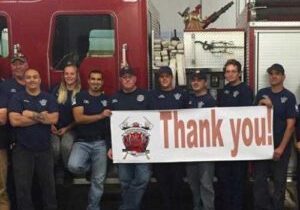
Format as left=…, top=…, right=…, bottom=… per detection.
left=51, top=63, right=81, bottom=183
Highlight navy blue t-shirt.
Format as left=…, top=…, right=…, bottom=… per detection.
left=0, top=78, right=25, bottom=100
left=218, top=82, right=253, bottom=107
left=187, top=93, right=216, bottom=109
left=0, top=88, right=8, bottom=149
left=0, top=79, right=25, bottom=144
left=255, top=87, right=297, bottom=147
left=295, top=104, right=300, bottom=141
left=110, top=88, right=149, bottom=110
left=72, top=90, right=110, bottom=142
left=8, top=91, right=58, bottom=151
left=148, top=87, right=188, bottom=110
left=51, top=85, right=75, bottom=129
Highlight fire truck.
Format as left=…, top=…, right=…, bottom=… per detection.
left=0, top=0, right=159, bottom=94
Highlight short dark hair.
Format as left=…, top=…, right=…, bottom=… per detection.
left=223, top=59, right=242, bottom=73
left=88, top=69, right=103, bottom=79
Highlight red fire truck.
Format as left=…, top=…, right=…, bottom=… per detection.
left=0, top=0, right=159, bottom=94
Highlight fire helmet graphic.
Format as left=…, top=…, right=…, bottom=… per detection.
left=120, top=117, right=153, bottom=159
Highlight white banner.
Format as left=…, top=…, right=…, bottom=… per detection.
left=111, top=106, right=274, bottom=163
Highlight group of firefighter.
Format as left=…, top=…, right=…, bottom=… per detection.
left=0, top=52, right=299, bottom=210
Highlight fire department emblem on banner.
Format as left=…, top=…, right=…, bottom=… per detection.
left=119, top=117, right=153, bottom=159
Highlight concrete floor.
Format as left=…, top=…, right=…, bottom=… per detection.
left=53, top=179, right=298, bottom=210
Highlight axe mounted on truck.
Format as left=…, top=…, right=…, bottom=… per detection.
left=180, top=1, right=234, bottom=31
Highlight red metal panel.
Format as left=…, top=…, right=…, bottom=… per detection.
left=0, top=0, right=150, bottom=94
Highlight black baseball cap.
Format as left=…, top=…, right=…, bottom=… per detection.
left=11, top=53, right=27, bottom=63
left=267, top=63, right=285, bottom=75
left=191, top=70, right=207, bottom=80
left=120, top=67, right=136, bottom=77
left=158, top=66, right=173, bottom=76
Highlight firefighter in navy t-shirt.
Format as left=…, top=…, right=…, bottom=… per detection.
left=0, top=53, right=28, bottom=210
left=68, top=70, right=111, bottom=210
left=148, top=66, right=188, bottom=210
left=253, top=64, right=297, bottom=210
left=8, top=69, right=59, bottom=210
left=186, top=70, right=216, bottom=210
left=295, top=104, right=300, bottom=207
left=216, top=59, right=253, bottom=210
left=0, top=84, right=9, bottom=210
left=108, top=67, right=151, bottom=210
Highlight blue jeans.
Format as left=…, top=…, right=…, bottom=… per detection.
left=51, top=131, right=75, bottom=166
left=118, top=163, right=151, bottom=210
left=68, top=141, right=107, bottom=210
left=186, top=162, right=215, bottom=210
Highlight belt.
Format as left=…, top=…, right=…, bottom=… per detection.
left=77, top=135, right=106, bottom=142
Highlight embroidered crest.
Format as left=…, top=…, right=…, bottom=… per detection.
left=224, top=90, right=230, bottom=95
left=198, top=101, right=205, bottom=108
left=281, top=97, right=288, bottom=104
left=233, top=90, right=240, bottom=98
left=112, top=98, right=118, bottom=103
left=174, top=93, right=182, bottom=100
left=39, top=99, right=47, bottom=106
left=158, top=94, right=165, bottom=99
left=83, top=99, right=89, bottom=104
left=101, top=100, right=107, bottom=107
left=10, top=88, right=16, bottom=93
left=137, top=94, right=144, bottom=102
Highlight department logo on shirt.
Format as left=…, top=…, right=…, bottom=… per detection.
left=174, top=93, right=182, bottom=100
left=72, top=98, right=77, bottom=105
left=10, top=88, right=17, bottom=93
left=23, top=99, right=30, bottom=103
left=158, top=94, right=165, bottom=99
left=136, top=94, right=145, bottom=102
left=83, top=99, right=89, bottom=104
left=281, top=96, right=288, bottom=104
left=198, top=101, right=204, bottom=108
left=112, top=98, right=118, bottom=104
left=101, top=100, right=107, bottom=107
left=224, top=90, right=230, bottom=95
left=233, top=90, right=240, bottom=98
left=39, top=99, right=47, bottom=106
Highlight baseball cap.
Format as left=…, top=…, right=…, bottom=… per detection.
left=191, top=70, right=207, bottom=80
left=11, top=53, right=27, bottom=63
left=267, top=63, right=285, bottom=75
left=120, top=67, right=136, bottom=77
left=158, top=66, right=173, bottom=76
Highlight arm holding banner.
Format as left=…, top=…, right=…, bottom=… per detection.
left=73, top=106, right=111, bottom=124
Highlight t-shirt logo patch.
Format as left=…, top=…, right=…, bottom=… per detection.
left=101, top=100, right=107, bottom=107
left=23, top=99, right=30, bottom=103
left=83, top=100, right=89, bottom=104
left=224, top=90, right=230, bottom=95
left=174, top=93, right=182, bottom=100
left=10, top=88, right=16, bottom=93
left=233, top=91, right=240, bottom=98
left=198, top=101, right=204, bottom=108
left=295, top=105, right=299, bottom=113
left=281, top=97, right=288, bottom=104
left=158, top=94, right=165, bottom=99
left=137, top=94, right=144, bottom=102
left=112, top=99, right=118, bottom=103
left=71, top=97, right=76, bottom=105
left=39, top=99, right=47, bottom=106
